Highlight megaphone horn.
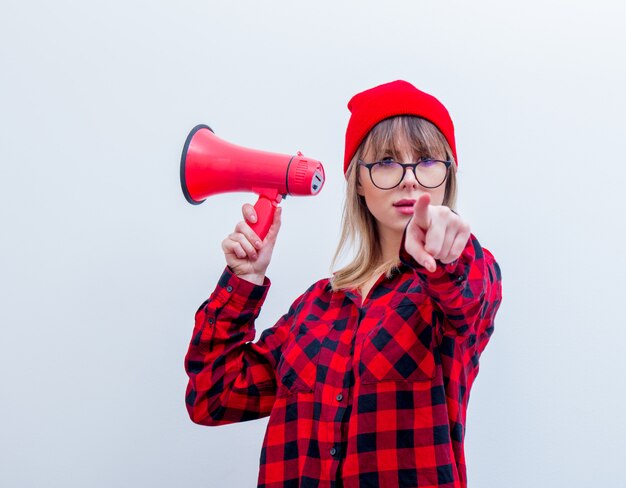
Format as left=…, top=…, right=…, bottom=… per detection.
left=180, top=124, right=325, bottom=240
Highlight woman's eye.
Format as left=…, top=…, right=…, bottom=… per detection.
left=420, top=158, right=436, bottom=166
left=377, top=158, right=396, bottom=166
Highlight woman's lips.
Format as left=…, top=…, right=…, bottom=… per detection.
left=394, top=205, right=415, bottom=215
left=393, top=199, right=416, bottom=215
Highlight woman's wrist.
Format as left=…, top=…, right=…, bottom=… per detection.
left=236, top=273, right=266, bottom=286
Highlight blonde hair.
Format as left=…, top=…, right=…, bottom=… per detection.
left=330, top=116, right=458, bottom=292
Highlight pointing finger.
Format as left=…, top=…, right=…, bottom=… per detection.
left=412, top=193, right=431, bottom=231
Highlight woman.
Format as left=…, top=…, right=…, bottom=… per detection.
left=184, top=80, right=503, bottom=488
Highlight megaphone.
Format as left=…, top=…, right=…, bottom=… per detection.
left=180, top=124, right=325, bottom=240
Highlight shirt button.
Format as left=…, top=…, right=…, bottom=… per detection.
left=329, top=447, right=337, bottom=456
left=208, top=318, right=214, bottom=325
left=336, top=393, right=343, bottom=401
left=226, top=285, right=233, bottom=292
left=456, top=275, right=464, bottom=283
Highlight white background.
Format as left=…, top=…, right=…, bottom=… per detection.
left=1, top=1, right=625, bottom=486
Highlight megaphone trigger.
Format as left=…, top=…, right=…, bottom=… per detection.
left=247, top=188, right=281, bottom=240
left=250, top=194, right=279, bottom=241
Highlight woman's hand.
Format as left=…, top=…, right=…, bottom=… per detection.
left=221, top=203, right=282, bottom=284
left=404, top=193, right=471, bottom=272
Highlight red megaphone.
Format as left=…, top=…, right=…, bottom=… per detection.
left=180, top=125, right=325, bottom=240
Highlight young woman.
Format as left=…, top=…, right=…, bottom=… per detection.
left=184, top=80, right=503, bottom=488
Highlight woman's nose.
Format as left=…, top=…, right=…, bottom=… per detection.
left=399, top=166, right=419, bottom=189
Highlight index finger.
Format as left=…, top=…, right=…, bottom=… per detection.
left=411, top=193, right=431, bottom=231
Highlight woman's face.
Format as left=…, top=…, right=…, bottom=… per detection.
left=356, top=143, right=447, bottom=238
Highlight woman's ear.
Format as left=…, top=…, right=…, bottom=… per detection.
left=355, top=164, right=365, bottom=195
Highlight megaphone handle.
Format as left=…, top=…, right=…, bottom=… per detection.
left=250, top=195, right=278, bottom=241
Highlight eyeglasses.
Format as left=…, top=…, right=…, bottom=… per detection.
left=357, top=157, right=452, bottom=190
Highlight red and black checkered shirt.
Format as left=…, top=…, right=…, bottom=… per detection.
left=185, top=231, right=503, bottom=487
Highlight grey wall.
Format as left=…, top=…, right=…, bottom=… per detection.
left=1, top=0, right=625, bottom=486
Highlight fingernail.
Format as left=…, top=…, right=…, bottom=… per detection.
left=250, top=214, right=257, bottom=223
left=255, top=240, right=262, bottom=248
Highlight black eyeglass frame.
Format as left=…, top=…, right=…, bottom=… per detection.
left=357, top=158, right=453, bottom=190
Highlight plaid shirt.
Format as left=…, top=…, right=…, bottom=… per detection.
left=185, top=230, right=502, bottom=487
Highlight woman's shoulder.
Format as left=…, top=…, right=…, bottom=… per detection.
left=280, top=276, right=335, bottom=319
left=467, top=234, right=501, bottom=267
left=301, top=276, right=334, bottom=296
left=473, top=240, right=502, bottom=284
left=297, top=275, right=343, bottom=303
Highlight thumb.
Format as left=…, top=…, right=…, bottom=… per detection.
left=405, top=225, right=437, bottom=272
left=263, top=205, right=282, bottom=245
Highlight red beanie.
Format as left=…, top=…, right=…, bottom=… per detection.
left=343, top=80, right=458, bottom=175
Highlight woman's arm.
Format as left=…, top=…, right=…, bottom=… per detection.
left=185, top=202, right=291, bottom=426
left=400, top=228, right=502, bottom=341
left=184, top=266, right=303, bottom=426
left=399, top=193, right=503, bottom=340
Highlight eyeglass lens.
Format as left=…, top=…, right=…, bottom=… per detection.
left=370, top=160, right=448, bottom=189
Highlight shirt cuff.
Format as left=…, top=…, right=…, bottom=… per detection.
left=210, top=266, right=272, bottom=311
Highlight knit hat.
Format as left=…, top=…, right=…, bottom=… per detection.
left=343, top=80, right=458, bottom=175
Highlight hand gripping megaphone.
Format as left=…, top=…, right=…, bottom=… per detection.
left=180, top=125, right=325, bottom=240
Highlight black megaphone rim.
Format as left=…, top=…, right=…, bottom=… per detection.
left=180, top=124, right=214, bottom=205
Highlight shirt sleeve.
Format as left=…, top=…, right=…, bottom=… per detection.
left=184, top=266, right=302, bottom=426
left=399, top=225, right=503, bottom=343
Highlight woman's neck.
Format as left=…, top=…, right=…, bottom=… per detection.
left=359, top=228, right=402, bottom=302
left=377, top=226, right=403, bottom=265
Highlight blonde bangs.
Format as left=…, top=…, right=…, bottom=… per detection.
left=360, top=116, right=451, bottom=164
